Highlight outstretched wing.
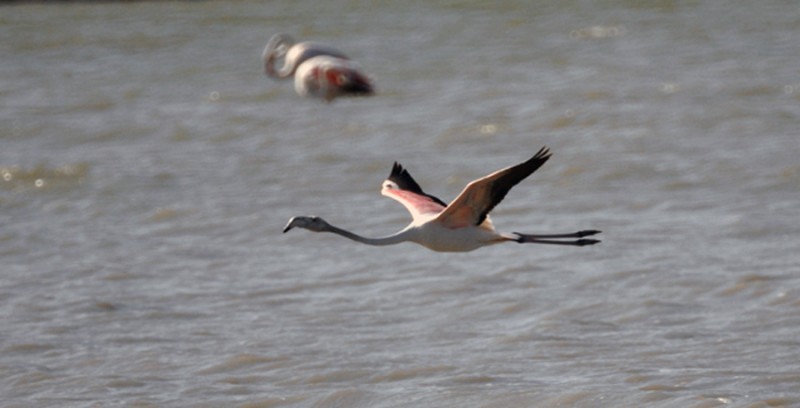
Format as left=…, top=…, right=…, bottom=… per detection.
left=387, top=162, right=447, bottom=206
left=434, top=147, right=552, bottom=228
left=381, top=162, right=448, bottom=222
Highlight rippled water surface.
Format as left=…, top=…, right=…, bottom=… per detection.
left=2, top=1, right=800, bottom=407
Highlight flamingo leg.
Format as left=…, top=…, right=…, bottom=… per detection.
left=514, top=230, right=601, bottom=239
left=514, top=236, right=601, bottom=246
left=513, top=231, right=601, bottom=246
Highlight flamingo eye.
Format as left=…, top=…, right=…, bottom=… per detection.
left=337, top=74, right=348, bottom=85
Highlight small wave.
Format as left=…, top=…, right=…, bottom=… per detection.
left=239, top=395, right=308, bottom=408
left=371, top=365, right=454, bottom=382
left=569, top=25, right=627, bottom=40
left=3, top=343, right=57, bottom=354
left=304, top=369, right=372, bottom=384
left=196, top=354, right=290, bottom=375
left=766, top=165, right=800, bottom=189
left=0, top=163, right=89, bottom=192
left=719, top=274, right=783, bottom=298
left=309, top=389, right=374, bottom=408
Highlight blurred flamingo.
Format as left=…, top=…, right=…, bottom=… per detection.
left=293, top=56, right=373, bottom=101
left=262, top=33, right=373, bottom=101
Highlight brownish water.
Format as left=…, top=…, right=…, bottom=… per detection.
left=2, top=1, right=800, bottom=407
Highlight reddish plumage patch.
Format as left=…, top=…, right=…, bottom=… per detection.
left=387, top=189, right=445, bottom=216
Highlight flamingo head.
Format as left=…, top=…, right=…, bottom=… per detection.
left=283, top=216, right=331, bottom=233
left=322, top=67, right=374, bottom=100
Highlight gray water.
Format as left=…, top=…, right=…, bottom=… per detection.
left=2, top=1, right=800, bottom=407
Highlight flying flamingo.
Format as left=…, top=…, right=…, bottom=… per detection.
left=283, top=147, right=601, bottom=252
left=262, top=33, right=373, bottom=101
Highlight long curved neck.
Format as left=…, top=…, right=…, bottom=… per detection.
left=276, top=56, right=297, bottom=78
left=265, top=54, right=296, bottom=79
left=263, top=35, right=295, bottom=79
left=325, top=223, right=413, bottom=247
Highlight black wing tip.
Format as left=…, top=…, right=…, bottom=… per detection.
left=535, top=146, right=552, bottom=161
left=390, top=161, right=403, bottom=177
left=386, top=160, right=448, bottom=207
left=388, top=161, right=415, bottom=186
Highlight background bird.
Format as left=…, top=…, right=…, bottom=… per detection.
left=293, top=56, right=374, bottom=101
left=262, top=33, right=373, bottom=101
left=284, top=147, right=601, bottom=252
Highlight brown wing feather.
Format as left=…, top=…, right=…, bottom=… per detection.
left=435, top=147, right=552, bottom=228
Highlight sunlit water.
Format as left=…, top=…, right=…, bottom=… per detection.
left=2, top=1, right=800, bottom=407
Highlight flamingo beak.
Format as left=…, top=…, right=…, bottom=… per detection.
left=327, top=69, right=373, bottom=97
left=282, top=218, right=296, bottom=233
left=345, top=74, right=374, bottom=96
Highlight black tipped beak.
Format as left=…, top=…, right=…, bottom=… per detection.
left=282, top=219, right=294, bottom=233
left=344, top=77, right=374, bottom=96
